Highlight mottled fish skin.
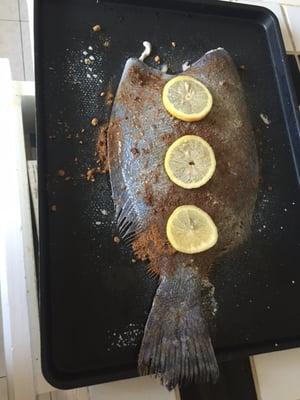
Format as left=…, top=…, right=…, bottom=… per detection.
left=107, top=48, right=259, bottom=389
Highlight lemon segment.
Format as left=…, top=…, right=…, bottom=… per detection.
left=164, top=135, right=216, bottom=189
left=162, top=76, right=213, bottom=122
left=166, top=205, right=218, bottom=254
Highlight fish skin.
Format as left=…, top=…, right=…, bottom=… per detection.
left=107, top=48, right=259, bottom=389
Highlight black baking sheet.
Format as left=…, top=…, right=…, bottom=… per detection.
left=35, top=0, right=300, bottom=389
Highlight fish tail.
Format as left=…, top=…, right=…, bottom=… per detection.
left=138, top=266, right=219, bottom=390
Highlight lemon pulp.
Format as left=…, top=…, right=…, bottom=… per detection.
left=166, top=205, right=218, bottom=254
left=164, top=135, right=216, bottom=189
left=162, top=76, right=213, bottom=122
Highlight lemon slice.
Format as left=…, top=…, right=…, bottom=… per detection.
left=164, top=135, right=216, bottom=189
left=166, top=205, right=218, bottom=254
left=162, top=76, right=213, bottom=122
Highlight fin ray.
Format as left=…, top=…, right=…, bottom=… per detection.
left=138, top=267, right=219, bottom=390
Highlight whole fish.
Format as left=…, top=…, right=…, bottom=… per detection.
left=107, top=48, right=259, bottom=390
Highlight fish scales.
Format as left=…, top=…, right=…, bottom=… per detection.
left=107, top=48, right=259, bottom=389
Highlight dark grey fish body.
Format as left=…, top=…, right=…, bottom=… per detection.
left=107, top=49, right=259, bottom=389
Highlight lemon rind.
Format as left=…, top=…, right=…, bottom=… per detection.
left=164, top=135, right=216, bottom=189
left=162, top=76, right=213, bottom=122
left=166, top=205, right=218, bottom=254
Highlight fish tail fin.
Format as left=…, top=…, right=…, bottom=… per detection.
left=138, top=266, right=219, bottom=390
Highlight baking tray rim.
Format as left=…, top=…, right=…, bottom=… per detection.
left=34, top=0, right=300, bottom=389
